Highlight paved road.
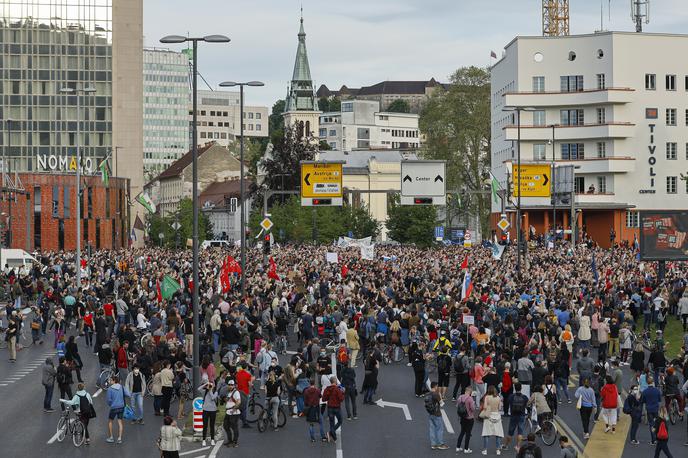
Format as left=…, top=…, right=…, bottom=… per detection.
left=1, top=331, right=687, bottom=457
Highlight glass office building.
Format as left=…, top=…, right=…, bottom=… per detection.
left=0, top=1, right=114, bottom=172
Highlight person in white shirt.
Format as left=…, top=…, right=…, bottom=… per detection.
left=136, top=308, right=149, bottom=331
left=223, top=380, right=241, bottom=448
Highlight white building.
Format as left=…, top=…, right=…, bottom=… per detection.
left=319, top=100, right=420, bottom=151
left=491, top=31, right=688, bottom=248
left=143, top=48, right=190, bottom=180
left=191, top=89, right=268, bottom=147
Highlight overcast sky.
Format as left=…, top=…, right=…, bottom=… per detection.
left=144, top=0, right=688, bottom=108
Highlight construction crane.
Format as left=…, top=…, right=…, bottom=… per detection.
left=542, top=0, right=570, bottom=36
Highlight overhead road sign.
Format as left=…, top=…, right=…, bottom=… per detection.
left=301, top=161, right=344, bottom=206
left=512, top=164, right=551, bottom=197
left=400, top=160, right=447, bottom=206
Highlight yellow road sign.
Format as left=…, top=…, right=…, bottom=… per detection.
left=300, top=162, right=343, bottom=198
left=512, top=164, right=551, bottom=197
left=260, top=218, right=273, bottom=231
left=497, top=218, right=510, bottom=232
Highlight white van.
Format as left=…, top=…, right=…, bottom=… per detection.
left=200, top=240, right=231, bottom=250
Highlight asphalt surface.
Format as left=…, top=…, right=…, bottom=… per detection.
left=1, top=328, right=687, bottom=458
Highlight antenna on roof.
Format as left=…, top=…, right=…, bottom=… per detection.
left=631, top=0, right=650, bottom=32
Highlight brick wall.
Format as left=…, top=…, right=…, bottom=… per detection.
left=3, top=173, right=129, bottom=252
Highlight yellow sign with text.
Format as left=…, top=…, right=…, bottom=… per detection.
left=300, top=163, right=343, bottom=198
left=512, top=164, right=551, bottom=197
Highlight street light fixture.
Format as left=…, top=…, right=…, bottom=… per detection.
left=219, top=80, right=265, bottom=298
left=160, top=33, right=229, bottom=391
left=60, top=85, right=96, bottom=286
left=548, top=124, right=557, bottom=242
left=503, top=106, right=535, bottom=276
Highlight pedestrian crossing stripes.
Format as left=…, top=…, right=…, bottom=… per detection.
left=0, top=351, right=57, bottom=387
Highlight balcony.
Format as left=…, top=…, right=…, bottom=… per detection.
left=503, top=157, right=635, bottom=174
left=504, top=122, right=635, bottom=141
left=503, top=88, right=635, bottom=108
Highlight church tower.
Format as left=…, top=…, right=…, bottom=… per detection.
left=283, top=12, right=320, bottom=139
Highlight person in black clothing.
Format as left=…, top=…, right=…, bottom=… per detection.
left=56, top=357, right=74, bottom=411
left=65, top=335, right=84, bottom=383
left=341, top=365, right=358, bottom=420
left=94, top=310, right=108, bottom=354
left=516, top=433, right=543, bottom=458
left=410, top=342, right=426, bottom=397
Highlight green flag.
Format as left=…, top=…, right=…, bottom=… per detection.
left=136, top=192, right=156, bottom=214
left=99, top=157, right=109, bottom=186
left=161, top=275, right=181, bottom=300
left=490, top=173, right=499, bottom=204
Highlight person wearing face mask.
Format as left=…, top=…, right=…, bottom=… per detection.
left=125, top=363, right=146, bottom=424
left=623, top=384, right=643, bottom=445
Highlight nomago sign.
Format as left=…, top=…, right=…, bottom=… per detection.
left=300, top=161, right=344, bottom=206
left=512, top=164, right=551, bottom=197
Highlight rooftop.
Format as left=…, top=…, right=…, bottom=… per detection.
left=156, top=142, right=218, bottom=180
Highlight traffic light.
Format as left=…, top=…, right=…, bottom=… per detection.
left=413, top=198, right=432, bottom=205
left=263, top=234, right=271, bottom=254
left=311, top=198, right=332, bottom=206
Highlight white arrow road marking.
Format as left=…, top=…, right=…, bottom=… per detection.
left=46, top=429, right=62, bottom=444
left=336, top=422, right=343, bottom=458
left=375, top=398, right=412, bottom=420
left=207, top=433, right=224, bottom=458
left=92, top=389, right=103, bottom=398
left=440, top=408, right=454, bottom=434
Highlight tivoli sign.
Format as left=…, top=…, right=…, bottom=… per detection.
left=36, top=154, right=95, bottom=173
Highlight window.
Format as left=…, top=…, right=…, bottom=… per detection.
left=256, top=124, right=261, bottom=131
left=626, top=211, right=639, bottom=228
left=686, top=142, right=688, bottom=160
left=319, top=128, right=326, bottom=137
left=64, top=187, right=70, bottom=219
left=560, top=109, right=584, bottom=126
left=597, top=176, right=607, bottom=193
left=248, top=113, right=254, bottom=119
left=596, top=108, right=606, bottom=124
left=533, top=110, right=546, bottom=126
left=561, top=143, right=585, bottom=159
left=58, top=220, right=65, bottom=251
left=105, top=188, right=110, bottom=219
left=341, top=102, right=353, bottom=112
left=667, top=176, right=677, bottom=194
left=560, top=75, right=584, bottom=92
left=596, top=73, right=606, bottom=90
left=52, top=185, right=59, bottom=218
left=666, top=108, right=677, bottom=126
left=597, top=142, right=606, bottom=158
left=248, top=124, right=253, bottom=131
left=574, top=177, right=585, bottom=193
left=666, top=142, right=677, bottom=159
left=329, top=129, right=336, bottom=136
left=256, top=113, right=262, bottom=120
left=532, top=76, right=545, bottom=92
left=533, top=144, right=547, bottom=161
left=685, top=109, right=688, bottom=126
left=666, top=74, right=676, bottom=91
left=645, top=73, right=656, bottom=90
left=95, top=219, right=101, bottom=250
left=34, top=187, right=41, bottom=249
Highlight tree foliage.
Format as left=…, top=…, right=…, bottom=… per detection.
left=419, top=66, right=491, bottom=236
left=250, top=197, right=380, bottom=244
left=269, top=99, right=286, bottom=144
left=386, top=99, right=411, bottom=113
left=227, top=138, right=264, bottom=176
left=385, top=194, right=437, bottom=247
left=260, top=124, right=319, bottom=192
left=147, top=198, right=213, bottom=248
left=318, top=97, right=341, bottom=112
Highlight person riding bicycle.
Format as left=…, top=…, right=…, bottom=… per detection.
left=432, top=330, right=452, bottom=356
left=526, top=385, right=552, bottom=432
left=662, top=367, right=685, bottom=418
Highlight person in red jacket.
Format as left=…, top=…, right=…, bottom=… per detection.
left=599, top=375, right=619, bottom=433
left=321, top=376, right=345, bottom=442
left=117, top=340, right=130, bottom=382
left=501, top=362, right=513, bottom=415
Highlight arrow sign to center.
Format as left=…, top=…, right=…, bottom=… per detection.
left=375, top=398, right=412, bottom=420
left=543, top=174, right=549, bottom=186
left=434, top=175, right=443, bottom=183
left=403, top=175, right=412, bottom=183
left=304, top=173, right=311, bottom=186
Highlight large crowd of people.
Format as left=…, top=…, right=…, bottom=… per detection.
left=1, top=241, right=688, bottom=457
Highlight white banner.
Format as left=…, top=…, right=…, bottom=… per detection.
left=360, top=244, right=375, bottom=260
left=326, top=252, right=339, bottom=264
left=337, top=236, right=373, bottom=248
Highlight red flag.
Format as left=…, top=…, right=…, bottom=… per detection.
left=156, top=279, right=162, bottom=303
left=226, top=255, right=242, bottom=275
left=268, top=256, right=280, bottom=281
left=188, top=278, right=194, bottom=293
left=80, top=259, right=87, bottom=268
left=460, top=256, right=468, bottom=270
left=341, top=264, right=349, bottom=277
left=220, top=257, right=231, bottom=293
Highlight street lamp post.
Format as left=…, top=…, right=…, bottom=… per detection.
left=219, top=81, right=264, bottom=299
left=60, top=85, right=96, bottom=286
left=4, top=119, right=11, bottom=248
left=549, top=124, right=556, bottom=242
left=160, top=34, right=230, bottom=390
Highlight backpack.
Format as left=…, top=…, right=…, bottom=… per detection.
left=622, top=396, right=633, bottom=415
left=78, top=394, right=97, bottom=419
left=511, top=393, right=527, bottom=416
left=56, top=368, right=68, bottom=385
left=544, top=385, right=557, bottom=412
left=337, top=346, right=349, bottom=365
left=438, top=355, right=450, bottom=372
left=657, top=420, right=668, bottom=440
left=424, top=394, right=438, bottom=415
left=520, top=444, right=538, bottom=458
left=456, top=396, right=468, bottom=419
left=453, top=355, right=465, bottom=374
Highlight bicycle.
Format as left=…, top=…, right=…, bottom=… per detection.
left=97, top=364, right=116, bottom=390
left=245, top=391, right=265, bottom=424
left=275, top=334, right=288, bottom=355
left=56, top=403, right=86, bottom=447
left=257, top=398, right=288, bottom=432
left=526, top=410, right=558, bottom=446
left=667, top=394, right=683, bottom=425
